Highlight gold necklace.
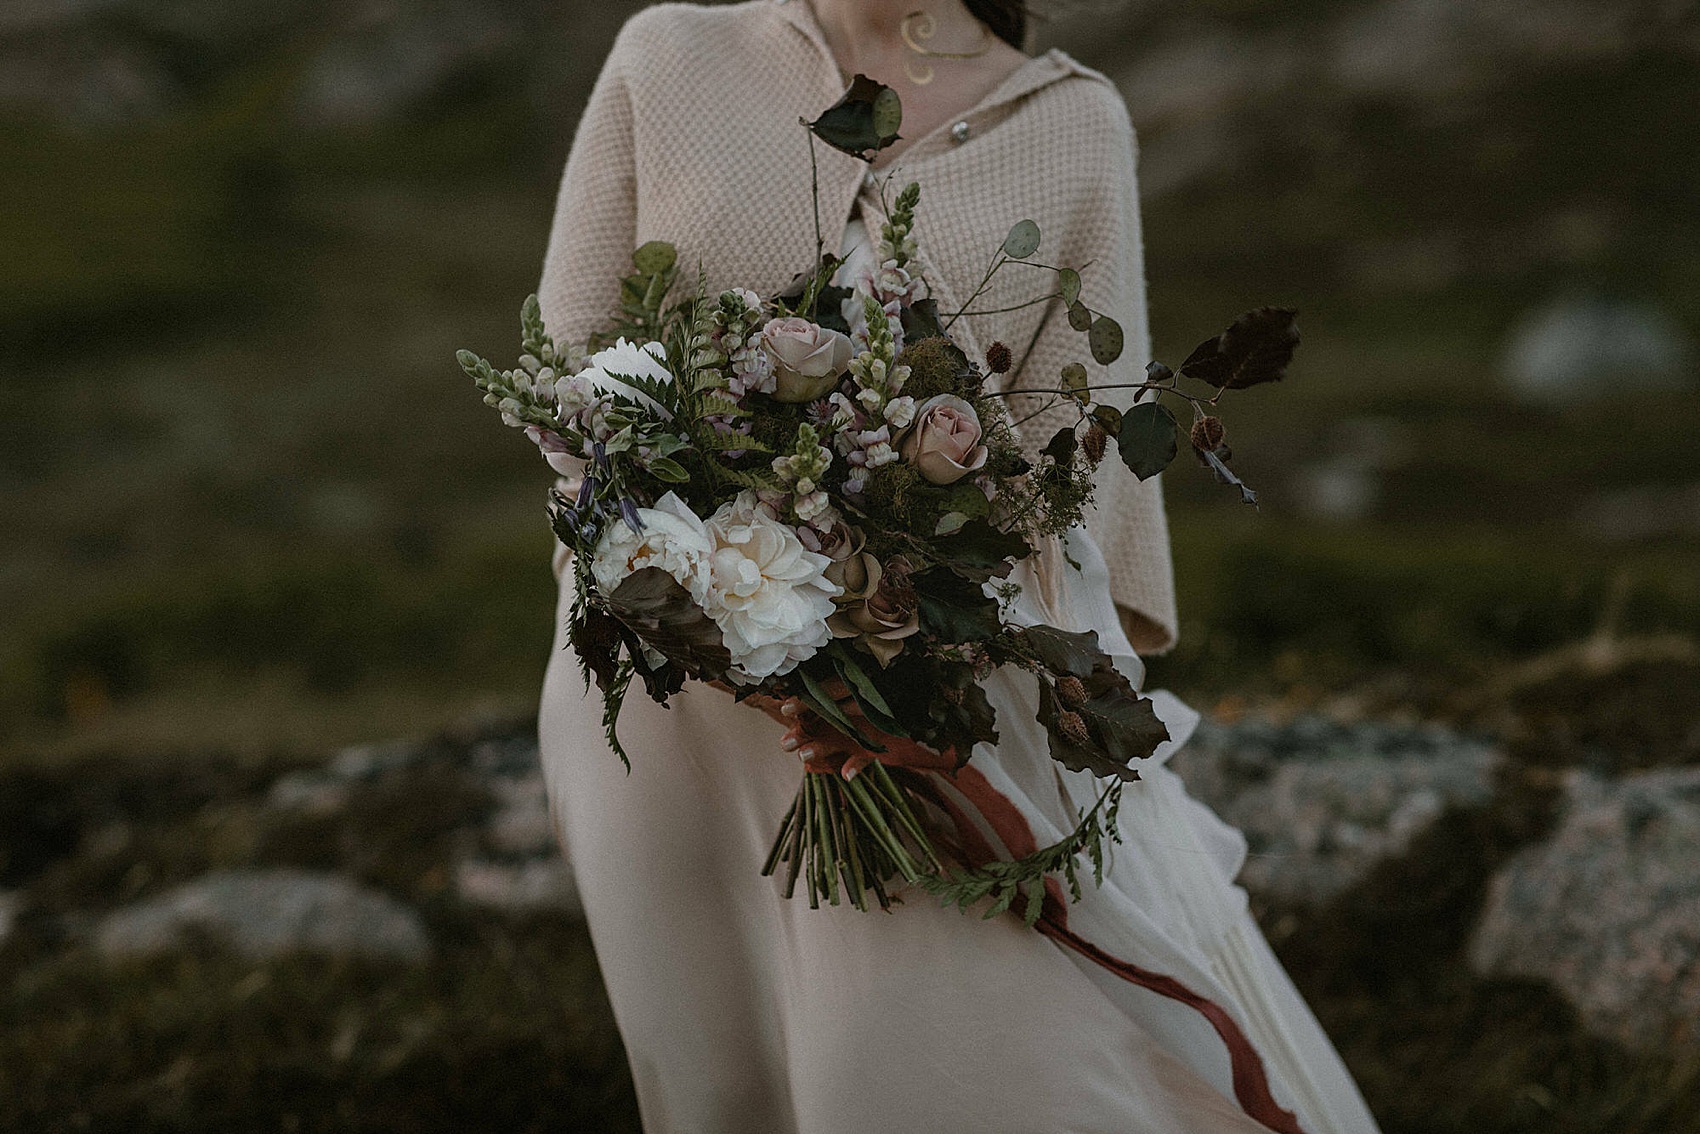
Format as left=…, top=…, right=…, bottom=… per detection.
left=899, top=10, right=993, bottom=86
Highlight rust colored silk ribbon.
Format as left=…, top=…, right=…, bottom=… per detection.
left=934, top=765, right=1309, bottom=1134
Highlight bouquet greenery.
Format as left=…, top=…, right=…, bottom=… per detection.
left=459, top=77, right=1298, bottom=922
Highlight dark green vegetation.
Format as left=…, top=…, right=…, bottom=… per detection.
left=3, top=1, right=1698, bottom=1131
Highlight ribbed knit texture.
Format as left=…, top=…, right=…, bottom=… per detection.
left=538, top=0, right=1177, bottom=650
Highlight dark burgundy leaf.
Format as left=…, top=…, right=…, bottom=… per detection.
left=1043, top=427, right=1077, bottom=463
left=1179, top=307, right=1300, bottom=390
left=807, top=74, right=903, bottom=160
left=605, top=567, right=733, bottom=682
left=570, top=607, right=626, bottom=692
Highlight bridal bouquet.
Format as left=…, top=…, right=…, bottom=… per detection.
left=459, top=78, right=1298, bottom=920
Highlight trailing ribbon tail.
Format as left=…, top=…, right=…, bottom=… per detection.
left=939, top=765, right=1309, bottom=1134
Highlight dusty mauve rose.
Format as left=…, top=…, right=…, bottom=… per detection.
left=828, top=549, right=881, bottom=602
left=761, top=317, right=853, bottom=403
left=899, top=394, right=988, bottom=484
left=828, top=555, right=920, bottom=666
left=798, top=518, right=859, bottom=562
left=799, top=522, right=882, bottom=598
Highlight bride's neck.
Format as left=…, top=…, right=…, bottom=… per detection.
left=808, top=0, right=983, bottom=58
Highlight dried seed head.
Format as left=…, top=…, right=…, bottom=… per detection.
left=1083, top=424, right=1109, bottom=464
left=985, top=341, right=1014, bottom=374
left=1190, top=415, right=1226, bottom=452
left=1058, top=710, right=1090, bottom=746
left=1056, top=675, right=1088, bottom=707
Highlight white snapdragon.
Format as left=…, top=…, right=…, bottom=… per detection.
left=883, top=396, right=917, bottom=429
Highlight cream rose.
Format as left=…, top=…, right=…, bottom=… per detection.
left=760, top=317, right=853, bottom=404
left=899, top=394, right=988, bottom=484
left=701, top=492, right=841, bottom=680
left=589, top=491, right=713, bottom=601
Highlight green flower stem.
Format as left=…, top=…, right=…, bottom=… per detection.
left=867, top=764, right=945, bottom=871
left=762, top=795, right=799, bottom=877
left=803, top=772, right=822, bottom=909
left=843, top=774, right=926, bottom=884
left=834, top=780, right=871, bottom=912
left=783, top=793, right=806, bottom=899
left=813, top=773, right=841, bottom=907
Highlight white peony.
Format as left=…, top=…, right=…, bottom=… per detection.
left=701, top=492, right=840, bottom=680
left=589, top=492, right=714, bottom=601
left=578, top=338, right=674, bottom=416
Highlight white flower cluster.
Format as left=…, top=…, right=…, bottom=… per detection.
left=832, top=294, right=915, bottom=495
left=770, top=423, right=836, bottom=523
left=591, top=491, right=841, bottom=681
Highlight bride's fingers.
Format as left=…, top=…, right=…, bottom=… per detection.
left=841, top=751, right=875, bottom=779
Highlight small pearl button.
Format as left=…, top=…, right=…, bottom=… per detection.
left=950, top=120, right=971, bottom=144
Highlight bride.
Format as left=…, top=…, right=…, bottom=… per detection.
left=536, top=2, right=1382, bottom=1131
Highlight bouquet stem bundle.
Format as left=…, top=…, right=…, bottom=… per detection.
left=762, top=765, right=943, bottom=912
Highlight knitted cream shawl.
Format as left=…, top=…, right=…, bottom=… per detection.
left=538, top=0, right=1177, bottom=650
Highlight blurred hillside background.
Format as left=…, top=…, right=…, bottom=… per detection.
left=3, top=0, right=1699, bottom=1131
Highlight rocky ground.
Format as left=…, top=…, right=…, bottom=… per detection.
left=4, top=651, right=1699, bottom=1133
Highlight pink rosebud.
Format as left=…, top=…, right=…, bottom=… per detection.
left=899, top=395, right=988, bottom=484
left=760, top=317, right=854, bottom=404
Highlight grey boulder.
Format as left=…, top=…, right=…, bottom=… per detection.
left=1172, top=714, right=1500, bottom=906
left=95, top=869, right=429, bottom=963
left=1470, top=767, right=1700, bottom=1053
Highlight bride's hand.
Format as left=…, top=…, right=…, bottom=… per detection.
left=734, top=680, right=958, bottom=779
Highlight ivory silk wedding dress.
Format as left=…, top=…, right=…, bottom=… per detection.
left=536, top=4, right=1382, bottom=1132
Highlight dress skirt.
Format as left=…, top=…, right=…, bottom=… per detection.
left=539, top=529, right=1382, bottom=1133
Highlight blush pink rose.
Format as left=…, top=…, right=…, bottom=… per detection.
left=899, top=394, right=988, bottom=484
left=761, top=317, right=854, bottom=403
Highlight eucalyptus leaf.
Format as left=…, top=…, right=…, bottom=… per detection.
left=646, top=456, right=690, bottom=483
left=832, top=650, right=901, bottom=724
left=1089, top=315, right=1124, bottom=365
left=798, top=664, right=885, bottom=751
left=1116, top=401, right=1177, bottom=481
left=1002, top=219, right=1041, bottom=259
left=934, top=480, right=991, bottom=519
left=632, top=240, right=677, bottom=276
